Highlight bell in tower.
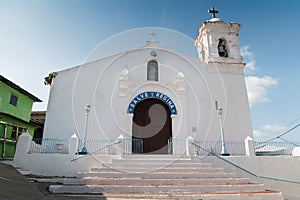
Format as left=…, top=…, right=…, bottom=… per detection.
left=194, top=7, right=243, bottom=65
left=218, top=38, right=228, bottom=57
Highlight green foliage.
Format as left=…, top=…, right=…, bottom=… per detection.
left=44, top=72, right=57, bottom=86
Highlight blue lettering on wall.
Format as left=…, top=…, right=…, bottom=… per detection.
left=127, top=91, right=177, bottom=115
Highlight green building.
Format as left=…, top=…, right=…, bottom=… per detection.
left=0, top=75, right=42, bottom=159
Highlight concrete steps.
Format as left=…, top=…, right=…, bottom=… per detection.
left=48, top=155, right=284, bottom=199
left=31, top=177, right=252, bottom=185
left=64, top=177, right=253, bottom=185
left=78, top=170, right=237, bottom=179
left=50, top=183, right=266, bottom=194
left=90, top=166, right=224, bottom=173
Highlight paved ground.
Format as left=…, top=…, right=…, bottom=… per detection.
left=0, top=161, right=107, bottom=200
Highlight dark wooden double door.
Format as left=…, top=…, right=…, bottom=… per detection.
left=132, top=98, right=172, bottom=154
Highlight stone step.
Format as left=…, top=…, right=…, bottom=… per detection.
left=104, top=162, right=212, bottom=169
left=56, top=192, right=284, bottom=200
left=62, top=177, right=252, bottom=185
left=111, top=159, right=201, bottom=164
left=31, top=176, right=253, bottom=186
left=77, top=171, right=237, bottom=179
left=91, top=166, right=224, bottom=173
left=49, top=183, right=266, bottom=194
left=16, top=169, right=31, bottom=176
left=121, top=155, right=191, bottom=160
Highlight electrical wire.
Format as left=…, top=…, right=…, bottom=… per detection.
left=278, top=137, right=299, bottom=147
left=263, top=123, right=300, bottom=143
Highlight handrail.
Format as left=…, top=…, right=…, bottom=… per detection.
left=191, top=141, right=300, bottom=185
left=71, top=140, right=122, bottom=162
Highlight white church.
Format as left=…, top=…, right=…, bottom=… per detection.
left=41, top=13, right=252, bottom=156
left=13, top=8, right=292, bottom=199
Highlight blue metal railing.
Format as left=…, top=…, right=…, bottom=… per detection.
left=254, top=140, right=299, bottom=155
left=29, top=138, right=69, bottom=154
left=76, top=138, right=143, bottom=155
left=77, top=139, right=121, bottom=154
left=192, top=140, right=246, bottom=156
left=29, top=137, right=300, bottom=156
left=168, top=139, right=246, bottom=156
left=167, top=138, right=300, bottom=156
left=71, top=139, right=122, bottom=161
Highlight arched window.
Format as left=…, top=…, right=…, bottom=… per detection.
left=218, top=38, right=228, bottom=57
left=147, top=60, right=158, bottom=81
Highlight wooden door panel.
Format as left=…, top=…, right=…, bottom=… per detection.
left=132, top=98, right=172, bottom=154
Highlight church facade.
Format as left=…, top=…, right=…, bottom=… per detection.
left=42, top=16, right=252, bottom=155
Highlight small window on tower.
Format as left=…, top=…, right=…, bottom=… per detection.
left=147, top=60, right=158, bottom=81
left=9, top=94, right=18, bottom=106
left=218, top=39, right=228, bottom=57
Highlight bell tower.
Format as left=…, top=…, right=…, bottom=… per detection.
left=195, top=7, right=243, bottom=65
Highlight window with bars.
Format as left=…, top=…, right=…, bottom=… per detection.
left=11, top=126, right=24, bottom=139
left=11, top=126, right=17, bottom=139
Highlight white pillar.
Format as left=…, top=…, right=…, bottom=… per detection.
left=127, top=114, right=134, bottom=155
left=245, top=136, right=255, bottom=157
left=14, top=132, right=32, bottom=165
left=69, top=133, right=79, bottom=155
left=117, top=134, right=125, bottom=155
left=186, top=136, right=194, bottom=156
left=127, top=114, right=133, bottom=137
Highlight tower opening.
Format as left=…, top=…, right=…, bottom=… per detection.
left=218, top=38, right=228, bottom=57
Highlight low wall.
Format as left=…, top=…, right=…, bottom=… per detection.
left=13, top=133, right=121, bottom=176
left=14, top=153, right=121, bottom=177
left=202, top=156, right=300, bottom=200
left=14, top=133, right=300, bottom=199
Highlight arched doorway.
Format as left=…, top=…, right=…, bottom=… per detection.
left=132, top=98, right=172, bottom=154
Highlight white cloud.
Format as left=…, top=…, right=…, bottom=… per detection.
left=253, top=130, right=268, bottom=138
left=262, top=124, right=287, bottom=133
left=245, top=75, right=278, bottom=105
left=241, top=45, right=257, bottom=73
left=253, top=124, right=287, bottom=140
left=242, top=45, right=278, bottom=105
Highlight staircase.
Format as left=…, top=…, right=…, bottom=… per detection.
left=49, top=155, right=284, bottom=199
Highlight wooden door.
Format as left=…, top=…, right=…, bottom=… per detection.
left=132, top=98, right=172, bottom=154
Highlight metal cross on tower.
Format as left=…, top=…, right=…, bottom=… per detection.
left=208, top=7, right=219, bottom=18
left=149, top=32, right=158, bottom=41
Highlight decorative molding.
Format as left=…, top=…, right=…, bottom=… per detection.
left=175, top=72, right=187, bottom=92
left=118, top=68, right=129, bottom=96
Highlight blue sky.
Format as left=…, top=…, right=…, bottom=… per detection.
left=1, top=0, right=300, bottom=141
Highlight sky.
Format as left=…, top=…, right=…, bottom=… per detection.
left=1, top=0, right=300, bottom=141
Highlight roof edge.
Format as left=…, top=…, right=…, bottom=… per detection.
left=0, top=75, right=42, bottom=102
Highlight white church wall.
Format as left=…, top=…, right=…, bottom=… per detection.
left=221, top=71, right=253, bottom=141
left=43, top=42, right=253, bottom=146
left=43, top=67, right=80, bottom=139
left=185, top=57, right=253, bottom=142
left=154, top=48, right=216, bottom=141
